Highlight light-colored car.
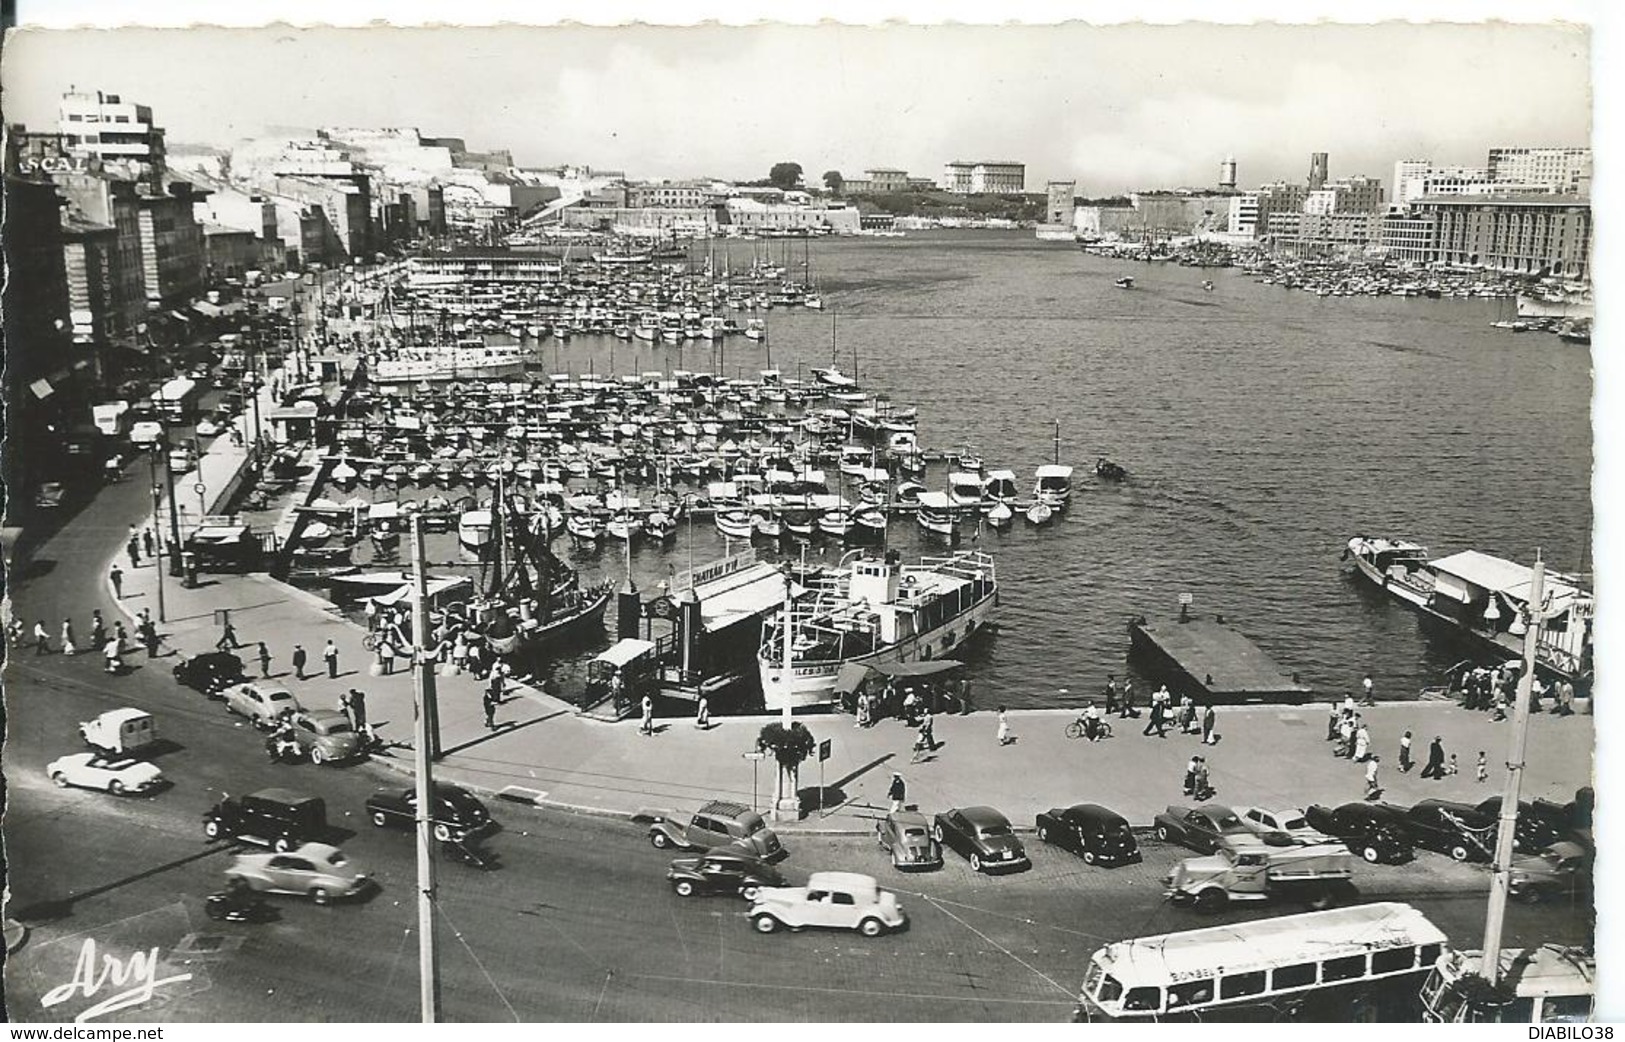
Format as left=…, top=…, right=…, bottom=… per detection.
left=876, top=810, right=943, bottom=871
left=223, top=682, right=302, bottom=729
left=226, top=842, right=370, bottom=904
left=1235, top=805, right=1330, bottom=844
left=168, top=446, right=198, bottom=474
left=195, top=417, right=223, bottom=437
left=749, top=871, right=907, bottom=936
left=46, top=752, right=164, bottom=795
left=79, top=707, right=158, bottom=755
left=285, top=710, right=362, bottom=765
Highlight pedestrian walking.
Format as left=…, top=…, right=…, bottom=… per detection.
left=346, top=689, right=368, bottom=731
left=103, top=637, right=123, bottom=674
left=1360, top=673, right=1375, bottom=707
left=378, top=639, right=395, bottom=675
left=1475, top=751, right=1488, bottom=783
left=1178, top=695, right=1197, bottom=734
left=1120, top=678, right=1136, bottom=718
left=257, top=641, right=272, bottom=677
left=1326, top=702, right=1340, bottom=741
left=126, top=529, right=142, bottom=567
left=1557, top=679, right=1575, bottom=716
left=855, top=692, right=870, bottom=728
left=1183, top=754, right=1200, bottom=796
left=1353, top=722, right=1371, bottom=762
left=114, top=621, right=127, bottom=647
left=1142, top=699, right=1164, bottom=737
left=1445, top=753, right=1460, bottom=777
left=61, top=619, right=77, bottom=656
left=919, top=707, right=936, bottom=751
left=89, top=610, right=106, bottom=650
left=695, top=695, right=710, bottom=729
left=451, top=634, right=469, bottom=674
left=482, top=687, right=499, bottom=730
left=142, top=527, right=155, bottom=557
left=1103, top=675, right=1119, bottom=716
left=109, top=563, right=124, bottom=598
left=488, top=669, right=505, bottom=706
left=1192, top=757, right=1213, bottom=800
left=216, top=617, right=240, bottom=651
left=33, top=619, right=50, bottom=655
left=888, top=772, right=906, bottom=813
left=1398, top=730, right=1414, bottom=773
left=1365, top=756, right=1382, bottom=800
left=1337, top=714, right=1355, bottom=757
left=1201, top=704, right=1217, bottom=745
left=640, top=694, right=655, bottom=736
left=143, top=625, right=160, bottom=659
left=1421, top=736, right=1446, bottom=779
left=323, top=639, right=339, bottom=678
left=996, top=705, right=1012, bottom=746
left=292, top=643, right=308, bottom=680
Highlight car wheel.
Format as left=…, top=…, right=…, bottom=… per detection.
left=673, top=879, right=696, bottom=898
left=1037, top=824, right=1050, bottom=843
left=274, top=836, right=295, bottom=853
left=107, top=779, right=126, bottom=795
left=1082, top=850, right=1097, bottom=865
left=371, top=811, right=389, bottom=828
left=204, top=820, right=223, bottom=839
left=931, top=824, right=944, bottom=843
left=433, top=823, right=451, bottom=843
left=50, top=772, right=69, bottom=788
left=1361, top=844, right=1382, bottom=864
left=310, top=887, right=332, bottom=905
left=859, top=917, right=884, bottom=938
left=740, top=885, right=761, bottom=902
left=1194, top=888, right=1227, bottom=913
left=650, top=832, right=671, bottom=849
left=752, top=914, right=779, bottom=934
left=1449, top=843, right=1470, bottom=862
left=310, top=747, right=327, bottom=766
left=1156, top=825, right=1171, bottom=842
left=969, top=853, right=983, bottom=872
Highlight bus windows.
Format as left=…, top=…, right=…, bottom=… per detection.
left=1322, top=955, right=1366, bottom=982
left=1122, top=986, right=1160, bottom=1012
left=1221, top=971, right=1267, bottom=1000
left=1541, top=995, right=1593, bottom=1023
left=1371, top=946, right=1417, bottom=974
left=1273, top=962, right=1317, bottom=990
left=1418, top=942, right=1441, bottom=966
left=1167, top=980, right=1214, bottom=1009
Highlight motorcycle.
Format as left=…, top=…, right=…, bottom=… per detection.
left=264, top=734, right=303, bottom=763
left=205, top=890, right=278, bottom=923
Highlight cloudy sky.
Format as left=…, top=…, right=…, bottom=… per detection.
left=1, top=18, right=1592, bottom=192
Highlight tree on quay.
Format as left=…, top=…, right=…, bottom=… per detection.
left=757, top=721, right=816, bottom=817
left=822, top=170, right=844, bottom=195
left=769, top=162, right=804, bottom=190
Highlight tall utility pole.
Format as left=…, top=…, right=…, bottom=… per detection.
left=1481, top=554, right=1545, bottom=986
left=146, top=451, right=167, bottom=622
left=160, top=444, right=183, bottom=576
left=409, top=515, right=442, bottom=1022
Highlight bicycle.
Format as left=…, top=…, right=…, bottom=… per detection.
left=1064, top=718, right=1114, bottom=741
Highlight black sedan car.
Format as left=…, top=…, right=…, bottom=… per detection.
left=1404, top=799, right=1498, bottom=862
left=173, top=651, right=247, bottom=697
left=365, top=783, right=493, bottom=842
left=1036, top=803, right=1141, bottom=866
left=1304, top=802, right=1413, bottom=864
left=1153, top=805, right=1285, bottom=854
left=666, top=850, right=786, bottom=899
left=1473, top=796, right=1569, bottom=853
left=932, top=806, right=1029, bottom=873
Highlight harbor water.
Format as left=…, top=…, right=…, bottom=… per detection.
left=366, top=230, right=1595, bottom=710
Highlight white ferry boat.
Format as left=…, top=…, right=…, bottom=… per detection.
left=758, top=549, right=997, bottom=711
left=371, top=340, right=528, bottom=383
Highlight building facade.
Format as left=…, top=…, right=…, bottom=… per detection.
left=1486, top=147, right=1592, bottom=195
left=1045, top=181, right=1076, bottom=225
left=135, top=182, right=209, bottom=307
left=941, top=160, right=1026, bottom=194
left=1307, top=152, right=1329, bottom=191
left=58, top=90, right=166, bottom=188
left=1410, top=195, right=1591, bottom=278
left=863, top=168, right=910, bottom=193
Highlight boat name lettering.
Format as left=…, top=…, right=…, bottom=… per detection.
left=673, top=549, right=758, bottom=591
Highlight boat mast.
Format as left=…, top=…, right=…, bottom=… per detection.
left=1053, top=419, right=1061, bottom=466
left=1480, top=554, right=1546, bottom=988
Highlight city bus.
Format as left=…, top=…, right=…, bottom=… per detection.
left=1072, top=903, right=1447, bottom=1022
left=150, top=376, right=201, bottom=423
left=1419, top=944, right=1594, bottom=1023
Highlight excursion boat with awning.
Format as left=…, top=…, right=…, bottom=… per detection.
left=1343, top=537, right=1593, bottom=690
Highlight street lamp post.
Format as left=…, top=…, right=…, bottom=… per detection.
left=145, top=454, right=167, bottom=623
left=156, top=443, right=184, bottom=577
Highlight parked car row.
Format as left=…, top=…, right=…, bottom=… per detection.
left=173, top=651, right=365, bottom=766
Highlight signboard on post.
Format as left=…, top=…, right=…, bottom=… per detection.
left=818, top=739, right=832, bottom=762
left=816, top=739, right=832, bottom=817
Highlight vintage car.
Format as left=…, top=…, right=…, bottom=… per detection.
left=1508, top=841, right=1593, bottom=904
left=1304, top=802, right=1414, bottom=864
left=46, top=752, right=164, bottom=795
left=1234, top=805, right=1330, bottom=845
left=666, top=850, right=786, bottom=899
left=875, top=810, right=944, bottom=871
left=282, top=709, right=362, bottom=765
left=1153, top=805, right=1285, bottom=854
left=1036, top=803, right=1141, bottom=866
left=79, top=707, right=158, bottom=756
left=1403, top=799, right=1498, bottom=862
left=204, top=788, right=327, bottom=851
left=932, top=806, right=1029, bottom=873
left=173, top=651, right=248, bottom=697
left=1473, top=796, right=1570, bottom=854
left=647, top=800, right=787, bottom=862
left=366, top=783, right=493, bottom=842
left=226, top=843, right=370, bottom=904
left=748, top=871, right=906, bottom=936
left=223, top=682, right=302, bottom=729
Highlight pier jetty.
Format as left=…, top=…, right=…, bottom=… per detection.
left=1129, top=612, right=1313, bottom=705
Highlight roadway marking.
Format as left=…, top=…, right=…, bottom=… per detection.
left=920, top=895, right=1077, bottom=997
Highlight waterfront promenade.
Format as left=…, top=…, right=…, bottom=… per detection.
left=110, top=537, right=1592, bottom=832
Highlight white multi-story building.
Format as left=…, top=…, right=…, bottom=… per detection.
left=58, top=90, right=166, bottom=170
left=941, top=159, right=1026, bottom=194
left=1227, top=192, right=1261, bottom=237
left=1486, top=147, right=1591, bottom=195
